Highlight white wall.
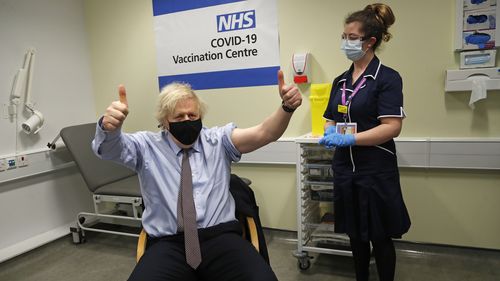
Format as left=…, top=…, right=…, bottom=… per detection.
left=0, top=0, right=96, bottom=262
left=0, top=0, right=96, bottom=155
left=0, top=167, right=93, bottom=263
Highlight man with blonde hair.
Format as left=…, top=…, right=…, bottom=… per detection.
left=92, top=70, right=301, bottom=281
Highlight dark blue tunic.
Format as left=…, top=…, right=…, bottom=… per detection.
left=323, top=56, right=411, bottom=242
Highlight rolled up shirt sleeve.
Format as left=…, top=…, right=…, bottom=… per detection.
left=221, top=123, right=242, bottom=162
left=91, top=117, right=143, bottom=171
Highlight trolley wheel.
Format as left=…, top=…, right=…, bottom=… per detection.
left=297, top=258, right=311, bottom=270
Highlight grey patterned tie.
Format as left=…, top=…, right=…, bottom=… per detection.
left=177, top=149, right=202, bottom=269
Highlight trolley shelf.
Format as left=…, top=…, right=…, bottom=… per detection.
left=294, top=136, right=352, bottom=270
left=301, top=246, right=352, bottom=257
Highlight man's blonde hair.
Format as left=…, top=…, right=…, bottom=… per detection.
left=155, top=82, right=207, bottom=125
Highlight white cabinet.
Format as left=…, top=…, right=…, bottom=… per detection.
left=293, top=135, right=352, bottom=270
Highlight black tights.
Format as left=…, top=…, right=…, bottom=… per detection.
left=349, top=237, right=396, bottom=281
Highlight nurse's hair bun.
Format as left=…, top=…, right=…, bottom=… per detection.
left=364, top=3, right=395, bottom=42
left=345, top=3, right=395, bottom=50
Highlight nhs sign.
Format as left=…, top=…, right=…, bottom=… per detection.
left=217, top=10, right=256, bottom=32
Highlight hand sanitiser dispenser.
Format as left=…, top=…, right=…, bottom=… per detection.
left=292, top=53, right=309, bottom=84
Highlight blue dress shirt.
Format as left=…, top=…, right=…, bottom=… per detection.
left=92, top=122, right=241, bottom=237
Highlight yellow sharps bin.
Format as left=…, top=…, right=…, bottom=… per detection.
left=309, top=83, right=332, bottom=137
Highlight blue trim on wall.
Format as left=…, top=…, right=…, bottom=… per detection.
left=158, top=66, right=280, bottom=90
left=152, top=0, right=245, bottom=16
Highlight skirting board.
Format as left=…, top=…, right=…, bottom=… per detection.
left=0, top=222, right=73, bottom=263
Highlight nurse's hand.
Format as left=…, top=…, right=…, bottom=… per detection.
left=319, top=133, right=355, bottom=148
left=324, top=125, right=337, bottom=136
left=103, top=85, right=129, bottom=131
left=278, top=70, right=302, bottom=110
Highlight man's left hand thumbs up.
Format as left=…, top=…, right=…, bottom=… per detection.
left=278, top=70, right=302, bottom=112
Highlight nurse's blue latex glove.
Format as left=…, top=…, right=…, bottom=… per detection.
left=319, top=133, right=355, bottom=148
left=324, top=125, right=336, bottom=136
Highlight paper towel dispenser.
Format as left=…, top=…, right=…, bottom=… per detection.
left=445, top=67, right=500, bottom=91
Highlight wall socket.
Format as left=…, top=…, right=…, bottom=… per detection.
left=0, top=155, right=29, bottom=171
left=6, top=157, right=17, bottom=170
left=17, top=155, right=28, bottom=167
left=0, top=159, right=7, bottom=172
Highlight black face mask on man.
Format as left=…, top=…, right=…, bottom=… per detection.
left=168, top=119, right=202, bottom=145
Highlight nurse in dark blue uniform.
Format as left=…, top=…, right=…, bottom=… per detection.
left=319, top=4, right=411, bottom=281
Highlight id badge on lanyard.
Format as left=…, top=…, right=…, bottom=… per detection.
left=337, top=77, right=366, bottom=133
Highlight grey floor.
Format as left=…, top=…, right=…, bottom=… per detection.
left=1, top=229, right=499, bottom=281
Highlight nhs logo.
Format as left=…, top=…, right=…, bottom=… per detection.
left=217, top=10, right=256, bottom=32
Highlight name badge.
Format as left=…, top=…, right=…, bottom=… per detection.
left=336, top=122, right=357, bottom=135
left=337, top=105, right=348, bottom=114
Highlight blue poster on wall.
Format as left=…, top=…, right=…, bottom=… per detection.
left=152, top=0, right=280, bottom=90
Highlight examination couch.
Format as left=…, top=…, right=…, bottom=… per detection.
left=60, top=123, right=143, bottom=242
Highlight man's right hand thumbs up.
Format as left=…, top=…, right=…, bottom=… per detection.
left=103, top=85, right=129, bottom=131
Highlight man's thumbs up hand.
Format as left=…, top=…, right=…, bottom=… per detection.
left=278, top=70, right=301, bottom=112
left=103, top=84, right=129, bottom=131
left=118, top=85, right=128, bottom=106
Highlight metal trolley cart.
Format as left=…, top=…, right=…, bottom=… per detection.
left=293, top=135, right=352, bottom=270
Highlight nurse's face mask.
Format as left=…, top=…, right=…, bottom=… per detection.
left=340, top=33, right=366, bottom=62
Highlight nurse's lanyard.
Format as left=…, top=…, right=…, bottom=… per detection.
left=341, top=77, right=366, bottom=121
